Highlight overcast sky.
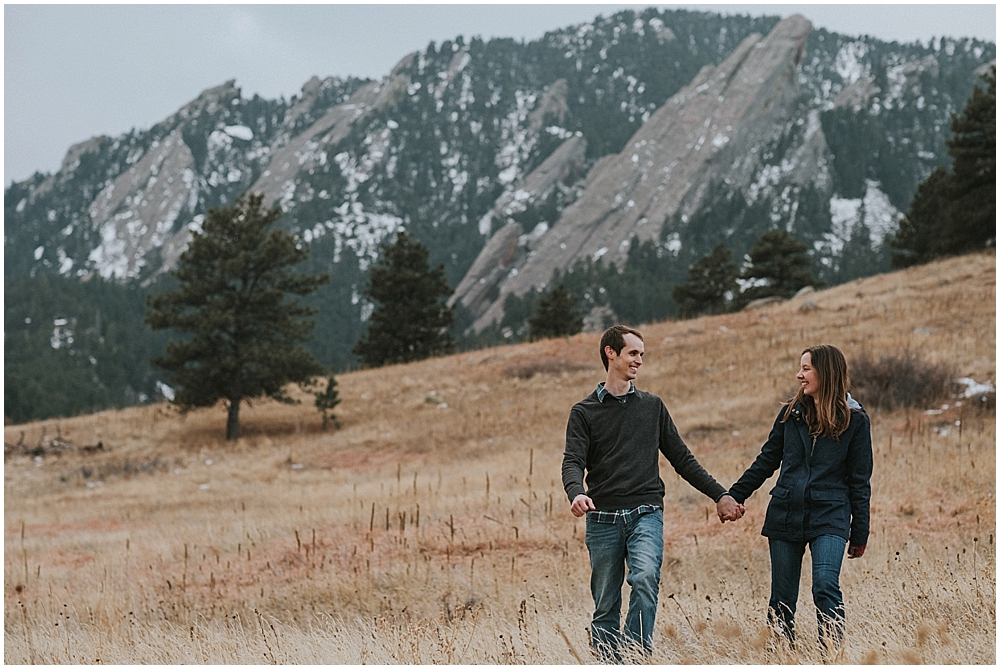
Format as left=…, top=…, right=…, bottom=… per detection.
left=4, top=3, right=996, bottom=185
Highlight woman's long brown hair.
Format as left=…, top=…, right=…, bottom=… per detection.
left=782, top=344, right=851, bottom=438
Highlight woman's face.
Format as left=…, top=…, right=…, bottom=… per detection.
left=797, top=352, right=821, bottom=397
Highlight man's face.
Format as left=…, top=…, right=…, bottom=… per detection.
left=606, top=333, right=644, bottom=381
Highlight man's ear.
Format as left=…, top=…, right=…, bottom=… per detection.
left=604, top=345, right=615, bottom=361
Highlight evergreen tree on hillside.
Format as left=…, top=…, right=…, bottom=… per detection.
left=889, top=167, right=952, bottom=266
left=146, top=193, right=328, bottom=440
left=891, top=67, right=996, bottom=266
left=672, top=243, right=739, bottom=318
left=352, top=231, right=455, bottom=367
left=737, top=230, right=815, bottom=306
left=942, top=67, right=996, bottom=252
left=312, top=376, right=342, bottom=430
left=529, top=283, right=583, bottom=340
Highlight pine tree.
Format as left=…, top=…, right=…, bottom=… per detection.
left=672, top=243, right=739, bottom=318
left=891, top=67, right=996, bottom=266
left=145, top=193, right=328, bottom=440
left=943, top=66, right=996, bottom=253
left=890, top=167, right=951, bottom=267
left=529, top=283, right=583, bottom=340
left=312, top=376, right=341, bottom=430
left=738, top=229, right=815, bottom=306
left=352, top=231, right=454, bottom=367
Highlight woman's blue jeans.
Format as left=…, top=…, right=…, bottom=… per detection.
left=768, top=535, right=847, bottom=647
left=585, top=509, right=663, bottom=661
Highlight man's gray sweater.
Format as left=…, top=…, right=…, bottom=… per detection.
left=561, top=387, right=726, bottom=510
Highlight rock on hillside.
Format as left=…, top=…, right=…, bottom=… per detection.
left=247, top=56, right=415, bottom=208
left=448, top=133, right=588, bottom=317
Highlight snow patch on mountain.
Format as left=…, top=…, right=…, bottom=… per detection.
left=825, top=180, right=902, bottom=252
left=89, top=220, right=132, bottom=279
left=57, top=247, right=73, bottom=275
left=835, top=42, right=871, bottom=85
left=495, top=91, right=539, bottom=185
left=156, top=381, right=175, bottom=401
left=860, top=180, right=903, bottom=246
left=826, top=197, right=859, bottom=255
left=223, top=125, right=254, bottom=141
left=50, top=317, right=74, bottom=350
left=327, top=202, right=403, bottom=271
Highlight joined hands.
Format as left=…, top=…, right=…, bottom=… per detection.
left=716, top=494, right=745, bottom=523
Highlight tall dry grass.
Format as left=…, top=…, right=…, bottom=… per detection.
left=4, top=251, right=995, bottom=664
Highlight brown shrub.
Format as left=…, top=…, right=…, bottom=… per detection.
left=850, top=351, right=956, bottom=411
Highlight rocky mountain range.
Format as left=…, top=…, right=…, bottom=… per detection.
left=455, top=15, right=819, bottom=330
left=4, top=7, right=994, bottom=421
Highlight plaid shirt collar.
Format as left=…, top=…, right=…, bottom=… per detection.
left=596, top=381, right=635, bottom=404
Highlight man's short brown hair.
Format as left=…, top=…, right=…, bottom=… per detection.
left=600, top=325, right=643, bottom=371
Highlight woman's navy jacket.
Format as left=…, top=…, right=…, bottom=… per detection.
left=729, top=396, right=872, bottom=546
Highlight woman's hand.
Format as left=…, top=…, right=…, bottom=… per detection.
left=847, top=543, right=866, bottom=558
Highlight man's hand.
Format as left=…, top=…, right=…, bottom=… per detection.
left=716, top=494, right=745, bottom=523
left=847, top=543, right=866, bottom=558
left=571, top=494, right=596, bottom=517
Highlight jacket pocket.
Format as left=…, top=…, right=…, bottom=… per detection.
left=808, top=488, right=851, bottom=530
left=764, top=486, right=791, bottom=535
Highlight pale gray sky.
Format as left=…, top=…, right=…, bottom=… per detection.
left=4, top=3, right=996, bottom=185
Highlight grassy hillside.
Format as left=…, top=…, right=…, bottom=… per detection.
left=4, top=251, right=995, bottom=663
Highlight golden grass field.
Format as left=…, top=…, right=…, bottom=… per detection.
left=4, top=251, right=996, bottom=664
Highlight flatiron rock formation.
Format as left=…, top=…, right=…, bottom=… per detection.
left=458, top=16, right=815, bottom=331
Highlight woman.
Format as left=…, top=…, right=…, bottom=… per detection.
left=727, top=344, right=872, bottom=648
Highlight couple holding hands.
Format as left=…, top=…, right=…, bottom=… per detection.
left=561, top=326, right=873, bottom=661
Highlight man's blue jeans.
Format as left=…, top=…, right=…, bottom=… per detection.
left=585, top=509, right=663, bottom=660
left=768, top=535, right=847, bottom=647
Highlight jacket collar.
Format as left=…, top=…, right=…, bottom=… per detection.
left=790, top=394, right=863, bottom=452
left=789, top=401, right=814, bottom=454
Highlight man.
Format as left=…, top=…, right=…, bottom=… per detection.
left=561, top=325, right=743, bottom=661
